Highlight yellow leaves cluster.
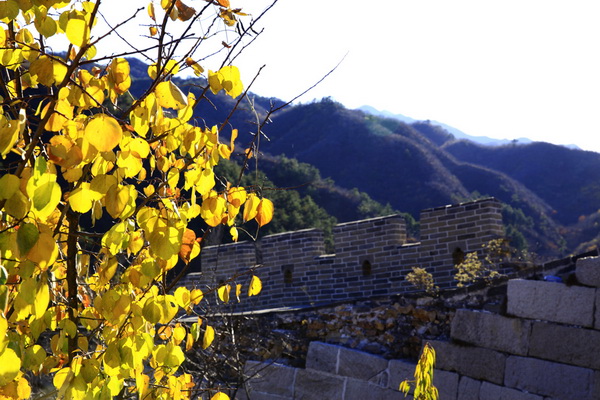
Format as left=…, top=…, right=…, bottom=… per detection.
left=208, top=65, right=243, bottom=98
left=0, top=2, right=270, bottom=398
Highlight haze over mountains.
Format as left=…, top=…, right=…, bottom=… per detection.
left=126, top=58, right=600, bottom=260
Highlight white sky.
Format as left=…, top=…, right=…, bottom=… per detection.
left=91, top=1, right=600, bottom=153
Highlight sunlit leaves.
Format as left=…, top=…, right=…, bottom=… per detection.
left=69, top=182, right=101, bottom=213
left=63, top=9, right=90, bottom=48
left=155, top=80, right=188, bottom=110
left=26, top=157, right=61, bottom=220
left=208, top=65, right=243, bottom=98
left=243, top=193, right=259, bottom=222
left=85, top=114, right=122, bottom=152
left=108, top=58, right=131, bottom=96
left=0, top=115, right=21, bottom=158
left=185, top=57, right=204, bottom=76
left=248, top=275, right=262, bottom=296
left=0, top=2, right=271, bottom=398
left=143, top=295, right=178, bottom=325
left=202, top=325, right=215, bottom=349
left=0, top=348, right=21, bottom=386
left=217, top=284, right=230, bottom=303
left=256, top=198, right=274, bottom=227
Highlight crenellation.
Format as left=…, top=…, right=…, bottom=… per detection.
left=184, top=198, right=504, bottom=309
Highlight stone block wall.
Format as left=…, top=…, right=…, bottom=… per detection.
left=239, top=255, right=600, bottom=399
left=433, top=255, right=600, bottom=399
left=179, top=198, right=504, bottom=310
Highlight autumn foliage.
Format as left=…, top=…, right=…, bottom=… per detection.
left=0, top=0, right=273, bottom=398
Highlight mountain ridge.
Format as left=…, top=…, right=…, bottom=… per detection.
left=123, top=58, right=600, bottom=259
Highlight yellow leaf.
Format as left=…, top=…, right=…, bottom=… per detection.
left=85, top=114, right=122, bottom=152
left=211, top=392, right=230, bottom=400
left=243, top=193, right=259, bottom=222
left=33, top=280, right=49, bottom=319
left=235, top=283, right=241, bottom=301
left=155, top=81, right=188, bottom=110
left=173, top=286, right=190, bottom=309
left=219, top=65, right=243, bottom=98
left=0, top=347, right=21, bottom=386
left=185, top=57, right=204, bottom=76
left=248, top=275, right=262, bottom=296
left=29, top=55, right=54, bottom=86
left=65, top=10, right=90, bottom=48
left=217, top=284, right=230, bottom=303
left=173, top=324, right=186, bottom=345
left=201, top=194, right=226, bottom=227
left=207, top=70, right=222, bottom=95
left=69, top=182, right=100, bottom=213
left=105, top=184, right=129, bottom=220
left=147, top=2, right=156, bottom=21
left=202, top=325, right=214, bottom=349
left=108, top=58, right=131, bottom=94
left=26, top=231, right=58, bottom=271
left=190, top=288, right=203, bottom=305
left=256, top=198, right=274, bottom=227
left=0, top=115, right=20, bottom=158
left=230, top=226, right=238, bottom=242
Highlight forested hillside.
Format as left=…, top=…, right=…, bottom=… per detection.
left=126, top=58, right=600, bottom=259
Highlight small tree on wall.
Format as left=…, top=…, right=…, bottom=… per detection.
left=0, top=0, right=276, bottom=398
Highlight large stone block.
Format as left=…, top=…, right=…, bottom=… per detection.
left=529, top=321, right=600, bottom=369
left=507, top=279, right=595, bottom=327
left=243, top=361, right=297, bottom=398
left=451, top=309, right=531, bottom=355
left=305, top=342, right=339, bottom=374
left=431, top=340, right=506, bottom=384
left=505, top=356, right=594, bottom=399
left=337, top=345, right=389, bottom=381
left=479, top=381, right=543, bottom=400
left=344, top=378, right=402, bottom=400
left=458, top=376, right=481, bottom=400
left=387, top=359, right=417, bottom=389
left=294, top=368, right=346, bottom=399
left=434, top=369, right=459, bottom=400
left=576, top=256, right=600, bottom=287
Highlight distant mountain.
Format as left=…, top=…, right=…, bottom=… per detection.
left=123, top=59, right=600, bottom=259
left=357, top=105, right=534, bottom=147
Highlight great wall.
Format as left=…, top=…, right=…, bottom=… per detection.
left=181, top=198, right=505, bottom=310
left=178, top=198, right=600, bottom=399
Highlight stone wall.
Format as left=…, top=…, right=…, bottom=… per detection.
left=237, top=255, right=600, bottom=399
left=180, top=198, right=504, bottom=310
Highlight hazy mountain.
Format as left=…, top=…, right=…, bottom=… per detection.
left=124, top=59, right=600, bottom=258
left=357, top=105, right=535, bottom=147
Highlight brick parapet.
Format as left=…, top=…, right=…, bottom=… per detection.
left=183, top=198, right=504, bottom=310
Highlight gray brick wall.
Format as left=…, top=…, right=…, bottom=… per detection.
left=181, top=198, right=504, bottom=310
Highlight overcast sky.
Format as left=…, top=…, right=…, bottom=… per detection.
left=96, top=0, right=600, bottom=153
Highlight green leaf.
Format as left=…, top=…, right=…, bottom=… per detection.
left=17, top=222, right=39, bottom=257
left=0, top=174, right=19, bottom=199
